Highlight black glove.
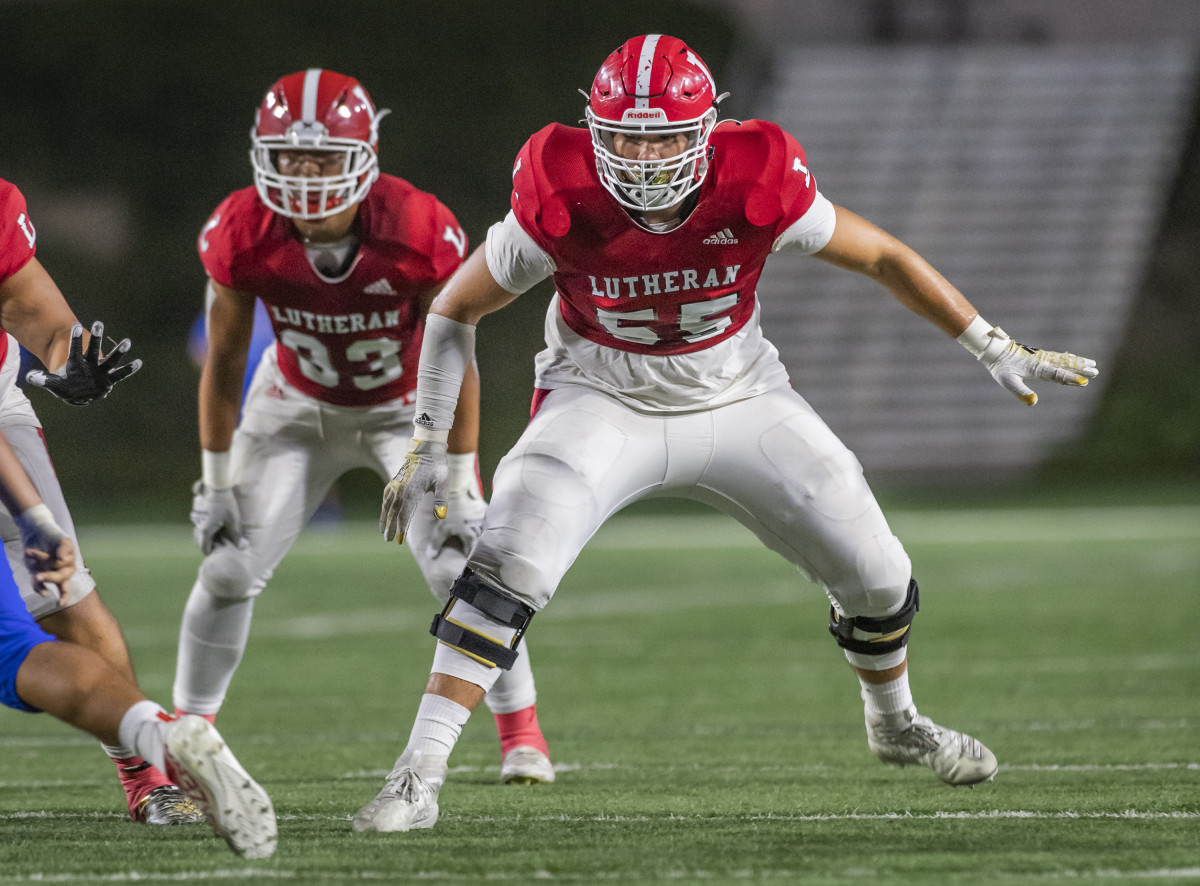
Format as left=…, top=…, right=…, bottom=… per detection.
left=25, top=321, right=143, bottom=406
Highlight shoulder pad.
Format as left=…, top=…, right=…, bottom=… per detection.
left=511, top=124, right=594, bottom=241
left=197, top=187, right=272, bottom=288
left=0, top=178, right=37, bottom=283
left=712, top=120, right=816, bottom=229
left=360, top=175, right=466, bottom=281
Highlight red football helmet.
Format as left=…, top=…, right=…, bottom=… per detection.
left=250, top=69, right=390, bottom=220
left=586, top=35, right=721, bottom=213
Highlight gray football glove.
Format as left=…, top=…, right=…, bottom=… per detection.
left=191, top=480, right=247, bottom=554
left=25, top=321, right=143, bottom=406
left=381, top=439, right=448, bottom=544
left=13, top=504, right=75, bottom=602
left=976, top=327, right=1098, bottom=406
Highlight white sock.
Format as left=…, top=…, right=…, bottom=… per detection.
left=407, top=693, right=471, bottom=759
left=118, top=700, right=169, bottom=773
left=100, top=742, right=137, bottom=760
left=858, top=668, right=915, bottom=718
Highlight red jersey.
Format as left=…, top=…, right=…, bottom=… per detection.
left=199, top=174, right=466, bottom=406
left=0, top=179, right=41, bottom=366
left=510, top=119, right=817, bottom=356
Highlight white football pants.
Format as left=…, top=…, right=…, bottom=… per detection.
left=468, top=384, right=912, bottom=619
left=173, top=347, right=537, bottom=716
left=0, top=342, right=96, bottom=618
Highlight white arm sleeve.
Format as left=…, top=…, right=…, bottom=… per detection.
left=771, top=191, right=837, bottom=255
left=484, top=210, right=557, bottom=295
left=412, top=313, right=476, bottom=443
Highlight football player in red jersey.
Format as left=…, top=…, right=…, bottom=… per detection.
left=173, top=69, right=554, bottom=785
left=0, top=178, right=207, bottom=825
left=355, top=35, right=1100, bottom=832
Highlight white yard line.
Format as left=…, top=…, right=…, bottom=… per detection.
left=342, top=760, right=1200, bottom=779
left=3, top=808, right=1198, bottom=825
left=1001, top=762, right=1200, bottom=772
left=4, top=713, right=1194, bottom=752
left=0, top=873, right=295, bottom=882
left=3, top=759, right=1197, bottom=791
left=3, top=869, right=1200, bottom=883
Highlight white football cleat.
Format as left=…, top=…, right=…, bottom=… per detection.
left=352, top=748, right=446, bottom=833
left=161, top=715, right=277, bottom=858
left=500, top=745, right=556, bottom=784
left=866, top=707, right=998, bottom=786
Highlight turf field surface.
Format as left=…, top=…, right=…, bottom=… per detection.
left=1, top=502, right=1197, bottom=884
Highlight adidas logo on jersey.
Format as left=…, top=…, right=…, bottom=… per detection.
left=363, top=278, right=397, bottom=295
left=703, top=228, right=739, bottom=245
left=265, top=384, right=286, bottom=400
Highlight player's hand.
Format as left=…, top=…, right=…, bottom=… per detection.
left=25, top=321, right=143, bottom=406
left=191, top=480, right=248, bottom=554
left=977, top=327, right=1098, bottom=406
left=381, top=439, right=448, bottom=544
left=26, top=537, right=77, bottom=602
left=14, top=505, right=76, bottom=603
left=425, top=484, right=486, bottom=559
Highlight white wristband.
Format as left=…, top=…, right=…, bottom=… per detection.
left=412, top=425, right=450, bottom=445
left=447, top=452, right=479, bottom=494
left=955, top=314, right=994, bottom=359
left=202, top=449, right=233, bottom=490
left=15, top=503, right=60, bottom=537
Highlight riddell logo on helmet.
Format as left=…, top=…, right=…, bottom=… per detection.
left=621, top=109, right=668, bottom=122
left=284, top=120, right=330, bottom=143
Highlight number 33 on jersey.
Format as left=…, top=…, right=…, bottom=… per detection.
left=198, top=175, right=466, bottom=406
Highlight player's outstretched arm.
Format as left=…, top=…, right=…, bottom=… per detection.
left=954, top=316, right=1097, bottom=405
left=382, top=248, right=517, bottom=544
left=25, top=320, right=143, bottom=405
left=0, top=257, right=142, bottom=405
left=813, top=205, right=1098, bottom=405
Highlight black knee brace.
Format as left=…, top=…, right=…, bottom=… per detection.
left=828, top=578, right=919, bottom=655
left=430, top=569, right=535, bottom=670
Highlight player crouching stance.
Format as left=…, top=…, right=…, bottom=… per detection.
left=0, top=428, right=275, bottom=858
left=354, top=35, right=1098, bottom=831
left=173, top=69, right=552, bottom=785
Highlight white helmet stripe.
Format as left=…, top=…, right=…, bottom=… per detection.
left=301, top=68, right=323, bottom=122
left=634, top=34, right=661, bottom=110
left=686, top=50, right=716, bottom=94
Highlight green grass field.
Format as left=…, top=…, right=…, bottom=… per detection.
left=1, top=499, right=1197, bottom=884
